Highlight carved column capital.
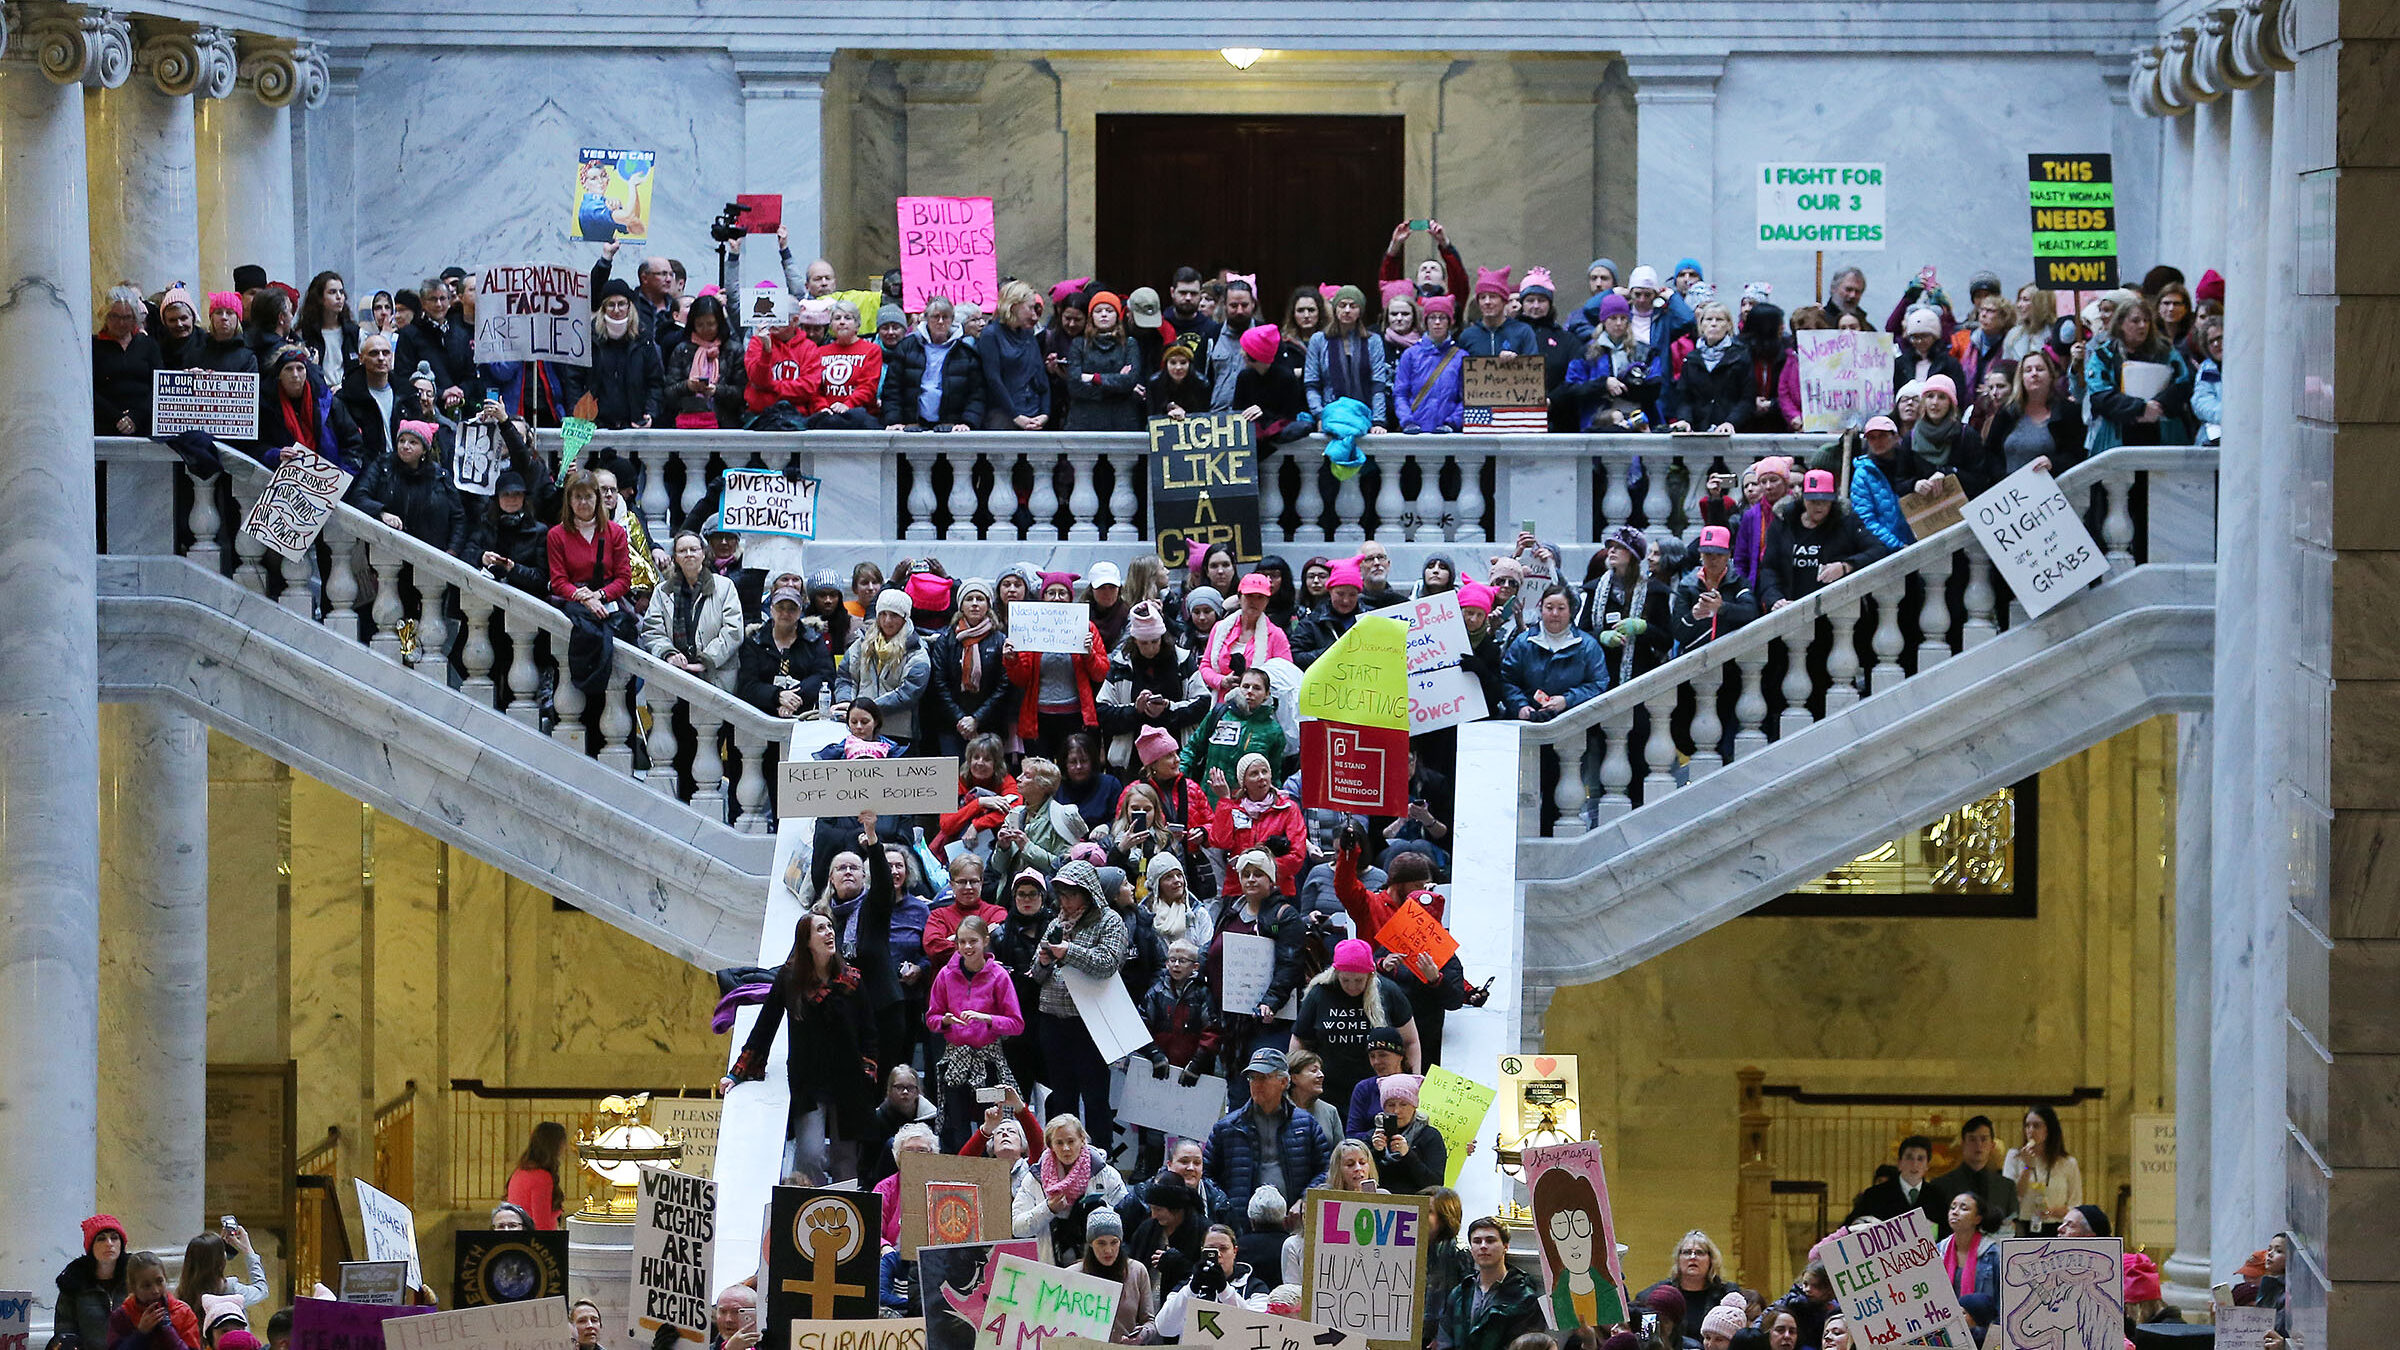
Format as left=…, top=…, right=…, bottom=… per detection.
left=134, top=21, right=235, bottom=99
left=4, top=3, right=133, bottom=87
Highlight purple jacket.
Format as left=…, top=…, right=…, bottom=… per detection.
left=1394, top=336, right=1466, bottom=432
left=1729, top=500, right=1775, bottom=585
left=925, top=954, right=1025, bottom=1048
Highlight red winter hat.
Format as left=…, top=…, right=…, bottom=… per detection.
left=2123, top=1252, right=2163, bottom=1304
left=1473, top=266, right=1513, bottom=297
left=83, top=1214, right=126, bottom=1253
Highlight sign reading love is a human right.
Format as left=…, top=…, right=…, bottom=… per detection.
left=1820, top=1210, right=1970, bottom=1349
left=1303, top=1191, right=1430, bottom=1350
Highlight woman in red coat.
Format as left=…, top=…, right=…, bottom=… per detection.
left=1208, top=752, right=1309, bottom=896
left=1002, top=578, right=1110, bottom=763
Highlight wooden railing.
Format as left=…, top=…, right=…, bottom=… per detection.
left=291, top=1127, right=346, bottom=1295
left=373, top=1081, right=418, bottom=1208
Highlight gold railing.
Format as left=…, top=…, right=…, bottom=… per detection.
left=1731, top=1068, right=2108, bottom=1294
left=373, top=1081, right=418, bottom=1207
left=291, top=1127, right=345, bottom=1294
left=448, top=1079, right=713, bottom=1212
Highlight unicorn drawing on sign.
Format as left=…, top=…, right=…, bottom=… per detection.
left=2001, top=1242, right=2120, bottom=1350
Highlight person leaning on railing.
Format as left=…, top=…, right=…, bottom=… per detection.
left=1499, top=583, right=1608, bottom=722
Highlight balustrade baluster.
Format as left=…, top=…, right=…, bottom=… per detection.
left=2102, top=471, right=2137, bottom=572
left=551, top=662, right=588, bottom=753
left=944, top=451, right=979, bottom=541
left=733, top=727, right=773, bottom=832
left=366, top=546, right=405, bottom=664
left=1599, top=458, right=1633, bottom=539
left=279, top=542, right=317, bottom=619
left=1409, top=455, right=1444, bottom=542
left=1639, top=458, right=1672, bottom=535
left=598, top=669, right=636, bottom=775
left=639, top=451, right=672, bottom=551
left=1373, top=456, right=1406, bottom=543
left=458, top=591, right=497, bottom=705
left=904, top=449, right=939, bottom=540
left=1064, top=452, right=1101, bottom=540
left=185, top=472, right=221, bottom=567
left=501, top=606, right=541, bottom=728
left=1867, top=574, right=1908, bottom=694
left=1916, top=555, right=1955, bottom=671
left=1961, top=552, right=1998, bottom=649
left=1824, top=598, right=1864, bottom=714
left=321, top=534, right=359, bottom=638
left=229, top=477, right=269, bottom=593
left=1640, top=688, right=1678, bottom=803
left=1779, top=633, right=1814, bottom=738
left=412, top=589, right=450, bottom=682
left=643, top=682, right=681, bottom=797
left=1105, top=452, right=1139, bottom=542
left=1596, top=706, right=1635, bottom=822
left=1293, top=458, right=1328, bottom=544
left=690, top=714, right=729, bottom=818
left=1258, top=453, right=1287, bottom=545
left=1552, top=734, right=1587, bottom=828
left=1332, top=462, right=1367, bottom=542
left=1689, top=662, right=1725, bottom=779
left=1452, top=451, right=1487, bottom=542
left=1732, top=649, right=1770, bottom=761
left=1026, top=452, right=1061, bottom=542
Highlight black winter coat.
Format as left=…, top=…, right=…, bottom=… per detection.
left=881, top=332, right=987, bottom=429
left=336, top=371, right=427, bottom=463
left=1671, top=345, right=1753, bottom=429
left=352, top=451, right=469, bottom=558
left=664, top=337, right=747, bottom=427
left=1893, top=343, right=1968, bottom=398
left=1291, top=603, right=1361, bottom=670
left=93, top=334, right=166, bottom=435
left=396, top=314, right=477, bottom=402
left=50, top=1253, right=124, bottom=1350
left=1096, top=639, right=1209, bottom=739
left=474, top=507, right=552, bottom=596
left=570, top=332, right=665, bottom=429
left=255, top=374, right=366, bottom=470
left=925, top=629, right=1015, bottom=736
left=736, top=621, right=835, bottom=714
left=179, top=333, right=259, bottom=375
left=1669, top=568, right=1761, bottom=649
left=1756, top=501, right=1891, bottom=609
left=1576, top=569, right=1674, bottom=686
left=733, top=840, right=898, bottom=1140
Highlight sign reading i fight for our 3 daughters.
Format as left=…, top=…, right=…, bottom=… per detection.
left=1756, top=163, right=1887, bottom=250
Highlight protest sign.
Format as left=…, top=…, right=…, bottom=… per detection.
left=243, top=445, right=355, bottom=564
left=1821, top=1211, right=1970, bottom=1349
left=654, top=1098, right=723, bottom=1179
left=1116, top=1066, right=1227, bottom=1141
left=1371, top=901, right=1458, bottom=972
left=453, top=421, right=501, bottom=495
left=721, top=470, right=821, bottom=540
left=918, top=1239, right=1042, bottom=1350
left=1301, top=719, right=1408, bottom=815
left=475, top=264, right=592, bottom=367
left=355, top=1177, right=421, bottom=1290
left=1996, top=1237, right=2122, bottom=1350
left=1795, top=330, right=1897, bottom=434
left=2029, top=154, right=2118, bottom=289
left=561, top=413, right=597, bottom=472
left=769, top=1186, right=882, bottom=1325
left=1756, top=162, right=1887, bottom=250
left=1522, top=1143, right=1629, bottom=1332
left=1216, top=932, right=1297, bottom=1019
left=152, top=370, right=259, bottom=439
left=898, top=1152, right=1012, bottom=1258
left=789, top=1324, right=923, bottom=1350
left=1460, top=358, right=1549, bottom=432
left=779, top=757, right=958, bottom=818
left=738, top=194, right=783, bottom=234
left=384, top=1300, right=566, bottom=1350
left=1365, top=595, right=1487, bottom=733
left=631, top=1165, right=717, bottom=1343
left=745, top=535, right=808, bottom=582
left=1414, top=1067, right=1496, bottom=1188
left=897, top=197, right=1000, bottom=312
left=1498, top=1054, right=1581, bottom=1140
left=1, top=1291, right=32, bottom=1350
left=574, top=148, right=654, bottom=244
left=974, top=1252, right=1117, bottom=1350
left=1149, top=413, right=1261, bottom=566
left=1181, top=1305, right=1366, bottom=1350
left=2212, top=1307, right=2275, bottom=1349
left=453, top=1229, right=568, bottom=1307
left=1965, top=463, right=2108, bottom=618
left=1062, top=966, right=1151, bottom=1065
left=341, top=1261, right=411, bottom=1305
left=292, top=1299, right=431, bottom=1350
left=1303, top=1190, right=1430, bottom=1350
left=1003, top=600, right=1092, bottom=655
left=1297, top=617, right=1410, bottom=729
left=2129, top=1114, right=2175, bottom=1248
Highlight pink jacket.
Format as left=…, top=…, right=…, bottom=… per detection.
left=1200, top=614, right=1292, bottom=691
left=925, top=955, right=1025, bottom=1047
left=1778, top=354, right=1805, bottom=429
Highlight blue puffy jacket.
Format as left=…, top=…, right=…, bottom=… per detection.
left=1499, top=627, right=1611, bottom=719
left=1849, top=454, right=1913, bottom=551
left=1394, top=337, right=1466, bottom=432
left=1205, top=1100, right=1332, bottom=1202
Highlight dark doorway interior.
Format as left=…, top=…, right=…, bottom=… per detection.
left=1094, top=114, right=1406, bottom=318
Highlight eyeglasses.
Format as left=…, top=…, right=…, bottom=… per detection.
left=1549, top=1211, right=1592, bottom=1240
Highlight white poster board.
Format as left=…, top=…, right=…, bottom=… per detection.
left=1, top=1289, right=34, bottom=1350
left=1995, top=1237, right=2123, bottom=1350
left=152, top=370, right=260, bottom=439
left=338, top=1260, right=410, bottom=1306
left=1795, top=330, right=1898, bottom=433
left=1060, top=966, right=1150, bottom=1065
left=1366, top=594, right=1488, bottom=733
left=1756, top=162, right=1887, bottom=251
left=1820, top=1210, right=1969, bottom=1350
left=475, top=263, right=592, bottom=367
left=743, top=535, right=807, bottom=583
left=1965, top=463, right=2109, bottom=617
left=242, top=446, right=355, bottom=564
left=974, top=1252, right=1117, bottom=1350
left=1216, top=932, right=1296, bottom=1020
left=778, top=756, right=958, bottom=818
left=354, top=1177, right=422, bottom=1292
left=654, top=1098, right=723, bottom=1179
left=1116, top=1067, right=1227, bottom=1141
left=720, top=470, right=821, bottom=540
left=383, top=1299, right=568, bottom=1350
left=2128, top=1113, right=2175, bottom=1248
left=630, top=1164, right=716, bottom=1344
left=1003, top=600, right=1091, bottom=655
left=1301, top=1190, right=1431, bottom=1350
left=454, top=421, right=501, bottom=495
left=2212, top=1307, right=2275, bottom=1348
left=1180, top=1305, right=1366, bottom=1350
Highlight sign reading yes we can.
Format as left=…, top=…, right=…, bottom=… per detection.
left=1756, top=163, right=1886, bottom=250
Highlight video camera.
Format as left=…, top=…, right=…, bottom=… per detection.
left=710, top=201, right=752, bottom=244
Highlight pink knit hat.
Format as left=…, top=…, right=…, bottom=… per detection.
left=1048, top=277, right=1092, bottom=307
left=207, top=291, right=243, bottom=315
left=905, top=571, right=953, bottom=610
left=395, top=419, right=440, bottom=447
left=1238, top=323, right=1281, bottom=364
left=1326, top=558, right=1363, bottom=591
left=1127, top=601, right=1167, bottom=641
left=1318, top=283, right=1341, bottom=303
left=1134, top=724, right=1180, bottom=767
left=1455, top=580, right=1497, bottom=613
left=1379, top=279, right=1415, bottom=306
left=160, top=286, right=197, bottom=318
left=1519, top=266, right=1556, bottom=295
left=1919, top=373, right=1959, bottom=405
left=1700, top=1294, right=1747, bottom=1340
left=1333, top=938, right=1375, bottom=972
left=1421, top=294, right=1456, bottom=318
left=1473, top=266, right=1513, bottom=297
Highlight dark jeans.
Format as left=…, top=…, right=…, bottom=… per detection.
left=1036, top=1009, right=1118, bottom=1156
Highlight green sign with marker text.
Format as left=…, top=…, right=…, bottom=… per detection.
left=2029, top=153, right=2118, bottom=289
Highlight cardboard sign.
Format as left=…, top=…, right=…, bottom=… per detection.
left=384, top=1301, right=568, bottom=1350
left=897, top=1152, right=1013, bottom=1258
left=2129, top=1114, right=2175, bottom=1248
left=1365, top=595, right=1487, bottom=733
left=721, top=469, right=821, bottom=541
left=355, top=1177, right=421, bottom=1291
left=1296, top=617, right=1411, bottom=729
left=778, top=756, right=959, bottom=818
left=897, top=197, right=1000, bottom=312
left=745, top=535, right=808, bottom=583
left=291, top=1299, right=432, bottom=1350
left=1996, top=1237, right=2124, bottom=1350
left=1061, top=966, right=1151, bottom=1064
left=1414, top=1067, right=1496, bottom=1188
left=2212, top=1307, right=2275, bottom=1349
left=1795, top=330, right=1897, bottom=434
left=454, top=421, right=501, bottom=495
left=769, top=1186, right=883, bottom=1326
left=1116, top=1066, right=1228, bottom=1141
left=1302, top=1190, right=1431, bottom=1350
left=974, top=1252, right=1118, bottom=1350
left=152, top=370, right=259, bottom=438
left=453, top=1229, right=569, bottom=1307
left=1300, top=718, right=1409, bottom=814
left=340, top=1261, right=412, bottom=1305
left=1181, top=1304, right=1367, bottom=1350
left=243, top=445, right=355, bottom=564
left=2029, top=154, right=2118, bottom=289
left=1965, top=463, right=2108, bottom=618
left=1820, top=1211, right=1971, bottom=1349
left=631, top=1165, right=717, bottom=1343
left=475, top=263, right=593, bottom=367
left=1523, top=1143, right=1629, bottom=1332
left=1217, top=932, right=1297, bottom=1020
left=574, top=147, right=654, bottom=244
left=1149, top=413, right=1261, bottom=566
left=789, top=1325, right=923, bottom=1350
left=1, top=1290, right=34, bottom=1350
left=655, top=1098, right=723, bottom=1180
left=738, top=194, right=783, bottom=235
left=1756, top=162, right=1888, bottom=250
left=1497, top=1053, right=1581, bottom=1141
left=918, top=1239, right=1042, bottom=1350
left=1459, top=357, right=1548, bottom=432
left=1004, top=600, right=1092, bottom=655
left=1371, top=900, right=1458, bottom=970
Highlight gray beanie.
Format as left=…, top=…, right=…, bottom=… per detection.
left=1084, top=1207, right=1123, bottom=1240
left=1095, top=866, right=1128, bottom=907
left=878, top=303, right=907, bottom=330
left=1248, top=1186, right=1287, bottom=1226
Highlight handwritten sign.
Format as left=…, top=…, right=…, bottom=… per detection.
left=355, top=1177, right=422, bottom=1291
left=1297, top=617, right=1411, bottom=729
left=1414, top=1067, right=1495, bottom=1188
left=454, top=421, right=501, bottom=495
left=1303, top=1190, right=1430, bottom=1350
left=2029, top=154, right=2118, bottom=290
left=153, top=370, right=259, bottom=439
left=1217, top=932, right=1296, bottom=1020
left=1820, top=1210, right=1970, bottom=1350
left=974, top=1252, right=1117, bottom=1350
left=654, top=1099, right=722, bottom=1179
left=1370, top=900, right=1458, bottom=971
left=291, top=1298, right=431, bottom=1350
left=1117, top=1066, right=1227, bottom=1142
left=899, top=1152, right=1012, bottom=1258
left=341, top=1260, right=411, bottom=1305
left=384, top=1298, right=567, bottom=1350
left=721, top=470, right=821, bottom=540
left=1795, top=330, right=1897, bottom=434
left=920, top=1239, right=1042, bottom=1350
left=1996, top=1237, right=2122, bottom=1350
left=778, top=756, right=958, bottom=818
left=476, top=263, right=592, bottom=367
left=2129, top=1114, right=2175, bottom=1248
left=1522, top=1142, right=1628, bottom=1332
left=897, top=197, right=999, bottom=312
left=0, top=1290, right=31, bottom=1350
left=632, top=1165, right=717, bottom=1343
left=1460, top=358, right=1548, bottom=432
left=1003, top=600, right=1091, bottom=655
left=1181, top=1305, right=1366, bottom=1350
left=1965, top=463, right=2108, bottom=617
left=1757, top=162, right=1887, bottom=250
left=242, top=445, right=354, bottom=564
left=1365, top=595, right=1487, bottom=732
left=1150, top=413, right=1260, bottom=566
left=790, top=1325, right=923, bottom=1350
left=1061, top=966, right=1150, bottom=1065
left=2212, top=1307, right=2275, bottom=1349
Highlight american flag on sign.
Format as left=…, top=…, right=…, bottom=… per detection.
left=1463, top=404, right=1548, bottom=431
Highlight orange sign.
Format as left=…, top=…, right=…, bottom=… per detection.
left=1373, top=898, right=1458, bottom=970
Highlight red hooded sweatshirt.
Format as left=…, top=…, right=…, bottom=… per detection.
left=744, top=328, right=823, bottom=416
left=110, top=1293, right=202, bottom=1350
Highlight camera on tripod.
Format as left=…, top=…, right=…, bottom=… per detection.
left=710, top=201, right=752, bottom=244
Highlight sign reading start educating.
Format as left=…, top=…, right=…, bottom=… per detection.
left=1755, top=163, right=1886, bottom=250
left=2028, top=153, right=2118, bottom=289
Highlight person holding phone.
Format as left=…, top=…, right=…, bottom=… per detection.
left=707, top=1287, right=759, bottom=1350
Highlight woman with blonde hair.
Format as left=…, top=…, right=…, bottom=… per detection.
left=2006, top=285, right=2059, bottom=361
left=1327, top=1138, right=1383, bottom=1193
left=980, top=279, right=1050, bottom=430
left=1642, top=1230, right=1733, bottom=1345
left=1037, top=1112, right=1128, bottom=1259
left=1122, top=554, right=1171, bottom=611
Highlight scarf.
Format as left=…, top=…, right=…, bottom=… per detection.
left=279, top=391, right=319, bottom=450
left=953, top=615, right=994, bottom=692
left=1944, top=1232, right=1983, bottom=1295
left=669, top=572, right=704, bottom=655
left=1326, top=331, right=1371, bottom=401
left=691, top=342, right=721, bottom=385
left=1912, top=409, right=1963, bottom=469
left=598, top=313, right=637, bottom=342
left=1209, top=612, right=1275, bottom=673
left=1039, top=1142, right=1095, bottom=1206
left=1694, top=333, right=1736, bottom=372
left=1153, top=894, right=1194, bottom=940
left=860, top=623, right=907, bottom=686
left=1382, top=324, right=1421, bottom=350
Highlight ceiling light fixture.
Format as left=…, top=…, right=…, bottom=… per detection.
left=1220, top=47, right=1264, bottom=70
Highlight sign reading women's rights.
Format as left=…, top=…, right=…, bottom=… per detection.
left=1964, top=463, right=2108, bottom=618
left=1820, top=1211, right=1970, bottom=1349
left=1795, top=330, right=1897, bottom=433
left=243, top=446, right=355, bottom=564
left=897, top=197, right=999, bottom=312
left=476, top=264, right=592, bottom=367
left=1365, top=595, right=1488, bottom=732
left=720, top=470, right=821, bottom=540
left=355, top=1177, right=422, bottom=1290
left=1996, top=1238, right=2123, bottom=1350
left=1150, top=413, right=1260, bottom=565
left=630, top=1165, right=717, bottom=1344
left=1303, top=1190, right=1430, bottom=1350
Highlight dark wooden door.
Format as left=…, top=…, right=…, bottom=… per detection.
left=1095, top=115, right=1404, bottom=317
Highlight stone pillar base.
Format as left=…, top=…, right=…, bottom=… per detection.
left=566, top=1215, right=635, bottom=1333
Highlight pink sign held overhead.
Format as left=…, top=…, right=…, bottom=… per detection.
left=897, top=196, right=998, bottom=311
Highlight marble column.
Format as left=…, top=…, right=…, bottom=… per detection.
left=195, top=38, right=302, bottom=292
left=296, top=44, right=361, bottom=293
left=1623, top=57, right=1721, bottom=271
left=97, top=704, right=209, bottom=1249
left=0, top=0, right=118, bottom=1293
left=82, top=23, right=227, bottom=309
left=2158, top=110, right=2194, bottom=270
left=2188, top=96, right=2229, bottom=271
left=2163, top=713, right=2214, bottom=1311
left=734, top=50, right=831, bottom=270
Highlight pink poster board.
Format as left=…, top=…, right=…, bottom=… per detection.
left=897, top=197, right=999, bottom=312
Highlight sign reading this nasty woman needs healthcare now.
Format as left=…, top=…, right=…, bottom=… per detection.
left=1964, top=463, right=2108, bottom=618
left=897, top=197, right=999, bottom=312
left=1303, top=1190, right=1430, bottom=1350
left=1756, top=163, right=1887, bottom=250
left=2028, top=153, right=2118, bottom=290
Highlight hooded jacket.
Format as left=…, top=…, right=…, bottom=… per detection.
left=1499, top=625, right=1609, bottom=719
left=351, top=448, right=468, bottom=558
left=1669, top=565, right=1762, bottom=649
left=52, top=1250, right=127, bottom=1350
left=743, top=328, right=823, bottom=417
left=571, top=323, right=665, bottom=428
left=925, top=626, right=1015, bottom=739
left=1757, top=500, right=1890, bottom=609
left=1393, top=334, right=1466, bottom=432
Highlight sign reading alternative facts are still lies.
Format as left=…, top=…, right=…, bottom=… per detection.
left=1149, top=413, right=1260, bottom=566
left=2029, top=153, right=2118, bottom=289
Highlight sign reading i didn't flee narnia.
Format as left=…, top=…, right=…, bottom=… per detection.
left=2028, top=153, right=2118, bottom=289
left=1820, top=1210, right=1970, bottom=1350
left=1756, top=163, right=1887, bottom=250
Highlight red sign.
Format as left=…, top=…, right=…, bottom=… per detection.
left=1300, top=719, right=1408, bottom=814
left=736, top=193, right=782, bottom=234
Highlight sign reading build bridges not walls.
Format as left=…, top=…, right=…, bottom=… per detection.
left=2029, top=153, right=2119, bottom=289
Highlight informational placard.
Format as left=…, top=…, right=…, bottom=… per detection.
left=789, top=1324, right=924, bottom=1350
left=573, top=147, right=654, bottom=244
left=2028, top=153, right=2118, bottom=289
left=1523, top=1142, right=1629, bottom=1332
left=2212, top=1307, right=2275, bottom=1349
left=1296, top=617, right=1411, bottom=729
left=1372, top=901, right=1458, bottom=970
left=1497, top=1053, right=1581, bottom=1141
left=1149, top=413, right=1261, bottom=566
left=1965, top=463, right=2108, bottom=618
left=974, top=1252, right=1118, bottom=1350
left=631, top=1165, right=717, bottom=1344
left=341, top=1260, right=412, bottom=1305
left=1, top=1290, right=33, bottom=1350
left=453, top=1229, right=569, bottom=1308
left=384, top=1299, right=567, bottom=1350
left=778, top=756, right=958, bottom=818
left=1061, top=966, right=1150, bottom=1065
left=476, top=263, right=593, bottom=367
left=721, top=469, right=821, bottom=540
left=291, top=1298, right=432, bottom=1350
left=152, top=370, right=260, bottom=439
left=897, top=1152, right=1012, bottom=1259
left=454, top=421, right=501, bottom=495
left=654, top=1098, right=723, bottom=1179
left=1756, top=162, right=1887, bottom=250
left=1820, top=1211, right=1971, bottom=1350
left=2129, top=1114, right=2175, bottom=1248
left=1795, top=330, right=1897, bottom=434
left=1365, top=595, right=1488, bottom=733
left=1460, top=358, right=1549, bottom=432
left=1117, top=1066, right=1228, bottom=1142
left=1301, top=719, right=1408, bottom=815
left=1217, top=931, right=1297, bottom=1020
left=918, top=1239, right=1042, bottom=1350
left=242, top=445, right=355, bottom=564
left=355, top=1177, right=421, bottom=1291
left=897, top=197, right=1000, bottom=313
left=769, top=1186, right=883, bottom=1326
left=1302, top=1190, right=1431, bottom=1350
left=1003, top=600, right=1091, bottom=655
left=206, top=1062, right=295, bottom=1224
left=1414, top=1067, right=1496, bottom=1188
left=737, top=194, right=783, bottom=235
left=1181, top=1304, right=1367, bottom=1350
left=1996, top=1237, right=2123, bottom=1350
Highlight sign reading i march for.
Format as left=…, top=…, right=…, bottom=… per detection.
left=2028, top=153, right=2118, bottom=289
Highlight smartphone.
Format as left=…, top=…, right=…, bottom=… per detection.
left=1520, top=519, right=1537, bottom=536
left=739, top=1308, right=758, bottom=1333
left=220, top=1215, right=238, bottom=1234
left=1640, top=1313, right=1659, bottom=1337
left=977, top=1086, right=1006, bottom=1104
left=1407, top=219, right=1430, bottom=231
left=1131, top=809, right=1150, bottom=834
